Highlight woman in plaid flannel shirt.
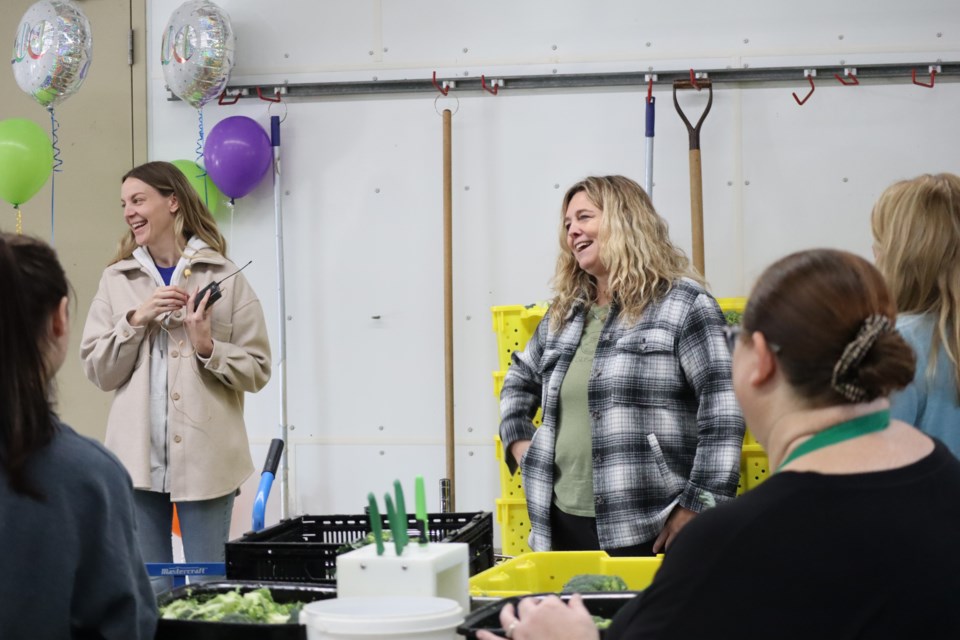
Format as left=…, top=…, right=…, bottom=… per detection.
left=499, top=175, right=744, bottom=556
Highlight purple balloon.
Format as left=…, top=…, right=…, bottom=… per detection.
left=203, top=115, right=272, bottom=199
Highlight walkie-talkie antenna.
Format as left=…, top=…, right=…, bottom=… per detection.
left=218, top=260, right=252, bottom=286
left=193, top=260, right=253, bottom=312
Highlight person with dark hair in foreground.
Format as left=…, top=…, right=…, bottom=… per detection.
left=0, top=233, right=156, bottom=639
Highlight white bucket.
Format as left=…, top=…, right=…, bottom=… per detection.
left=299, top=596, right=464, bottom=640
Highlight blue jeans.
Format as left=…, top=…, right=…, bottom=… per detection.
left=134, top=489, right=235, bottom=593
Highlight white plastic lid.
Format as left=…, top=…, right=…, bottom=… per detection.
left=300, top=596, right=464, bottom=634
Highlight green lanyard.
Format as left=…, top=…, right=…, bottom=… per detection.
left=776, top=410, right=890, bottom=472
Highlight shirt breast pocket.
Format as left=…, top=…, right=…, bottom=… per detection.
left=611, top=330, right=678, bottom=406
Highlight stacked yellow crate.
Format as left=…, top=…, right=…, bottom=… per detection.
left=491, top=299, right=768, bottom=556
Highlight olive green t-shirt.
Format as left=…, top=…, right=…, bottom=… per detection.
left=554, top=304, right=609, bottom=517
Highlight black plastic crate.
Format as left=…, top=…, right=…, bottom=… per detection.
left=458, top=592, right=641, bottom=639
left=155, top=580, right=336, bottom=640
left=226, top=511, right=493, bottom=584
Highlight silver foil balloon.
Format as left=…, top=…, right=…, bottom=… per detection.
left=11, top=0, right=93, bottom=109
left=161, top=0, right=235, bottom=109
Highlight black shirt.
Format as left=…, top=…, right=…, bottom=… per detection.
left=608, top=439, right=960, bottom=639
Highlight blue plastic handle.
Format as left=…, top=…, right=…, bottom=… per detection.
left=252, top=471, right=275, bottom=531
left=271, top=115, right=281, bottom=147
left=645, top=96, right=656, bottom=137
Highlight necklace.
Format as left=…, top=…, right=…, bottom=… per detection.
left=589, top=304, right=609, bottom=323
left=776, top=409, right=890, bottom=472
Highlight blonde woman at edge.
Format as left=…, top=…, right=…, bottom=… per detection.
left=499, top=175, right=744, bottom=556
left=80, top=161, right=271, bottom=592
left=872, top=173, right=960, bottom=458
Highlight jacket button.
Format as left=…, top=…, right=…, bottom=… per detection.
left=595, top=496, right=604, bottom=505
left=170, top=350, right=179, bottom=358
left=122, top=331, right=131, bottom=338
left=174, top=435, right=182, bottom=443
left=594, top=454, right=601, bottom=463
left=171, top=392, right=180, bottom=401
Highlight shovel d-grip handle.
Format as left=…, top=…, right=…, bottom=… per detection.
left=673, top=79, right=713, bottom=150
left=673, top=79, right=712, bottom=276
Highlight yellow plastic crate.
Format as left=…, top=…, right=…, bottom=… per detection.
left=716, top=296, right=747, bottom=314
left=496, top=497, right=531, bottom=557
left=491, top=304, right=549, bottom=371
left=469, top=551, right=662, bottom=598
left=740, top=444, right=770, bottom=492
left=494, top=436, right=525, bottom=500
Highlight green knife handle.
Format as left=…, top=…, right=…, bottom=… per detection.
left=367, top=492, right=385, bottom=555
left=393, top=480, right=410, bottom=549
left=415, top=476, right=428, bottom=544
left=384, top=493, right=404, bottom=556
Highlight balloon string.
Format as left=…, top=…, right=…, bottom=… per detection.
left=14, top=206, right=22, bottom=235
left=195, top=108, right=210, bottom=209
left=49, top=107, right=63, bottom=246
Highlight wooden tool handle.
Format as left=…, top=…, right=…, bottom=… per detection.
left=689, top=149, right=705, bottom=276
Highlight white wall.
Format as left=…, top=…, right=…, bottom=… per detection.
left=146, top=0, right=960, bottom=543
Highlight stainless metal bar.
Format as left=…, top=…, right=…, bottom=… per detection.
left=169, top=62, right=959, bottom=101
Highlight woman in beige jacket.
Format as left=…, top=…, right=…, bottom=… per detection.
left=80, top=161, right=271, bottom=591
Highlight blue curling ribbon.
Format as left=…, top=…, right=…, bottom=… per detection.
left=49, top=107, right=63, bottom=245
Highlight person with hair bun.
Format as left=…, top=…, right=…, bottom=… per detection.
left=499, top=175, right=744, bottom=556
left=480, top=248, right=960, bottom=640
left=80, top=161, right=271, bottom=592
left=0, top=233, right=156, bottom=638
left=872, top=173, right=960, bottom=458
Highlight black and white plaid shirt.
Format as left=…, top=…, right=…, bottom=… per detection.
left=500, top=278, right=744, bottom=551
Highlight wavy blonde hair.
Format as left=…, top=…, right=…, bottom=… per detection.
left=110, top=161, right=227, bottom=265
left=871, top=173, right=960, bottom=396
left=550, top=175, right=702, bottom=331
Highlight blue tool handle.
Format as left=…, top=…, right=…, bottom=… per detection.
left=271, top=115, right=281, bottom=147
left=262, top=438, right=284, bottom=474
left=252, top=472, right=275, bottom=531
left=645, top=96, right=656, bottom=137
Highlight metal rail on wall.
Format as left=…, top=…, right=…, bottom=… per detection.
left=170, top=61, right=959, bottom=103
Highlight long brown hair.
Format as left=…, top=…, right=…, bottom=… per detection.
left=0, top=234, right=70, bottom=499
left=872, top=173, right=960, bottom=396
left=111, top=161, right=227, bottom=264
left=743, top=249, right=915, bottom=408
left=550, top=176, right=702, bottom=331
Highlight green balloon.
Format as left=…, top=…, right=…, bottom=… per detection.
left=0, top=118, right=53, bottom=206
left=171, top=159, right=228, bottom=219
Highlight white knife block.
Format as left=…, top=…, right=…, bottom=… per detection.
left=336, top=542, right=470, bottom=612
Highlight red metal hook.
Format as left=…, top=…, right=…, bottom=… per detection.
left=480, top=75, right=499, bottom=95
left=834, top=70, right=859, bottom=86
left=218, top=89, right=241, bottom=105
left=256, top=87, right=282, bottom=102
left=792, top=75, right=816, bottom=105
left=689, top=68, right=700, bottom=90
left=432, top=70, right=450, bottom=96
left=912, top=67, right=937, bottom=88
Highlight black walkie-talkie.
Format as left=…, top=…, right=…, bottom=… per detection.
left=194, top=260, right=252, bottom=311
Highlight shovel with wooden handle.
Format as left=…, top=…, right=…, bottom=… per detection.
left=673, top=77, right=713, bottom=276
